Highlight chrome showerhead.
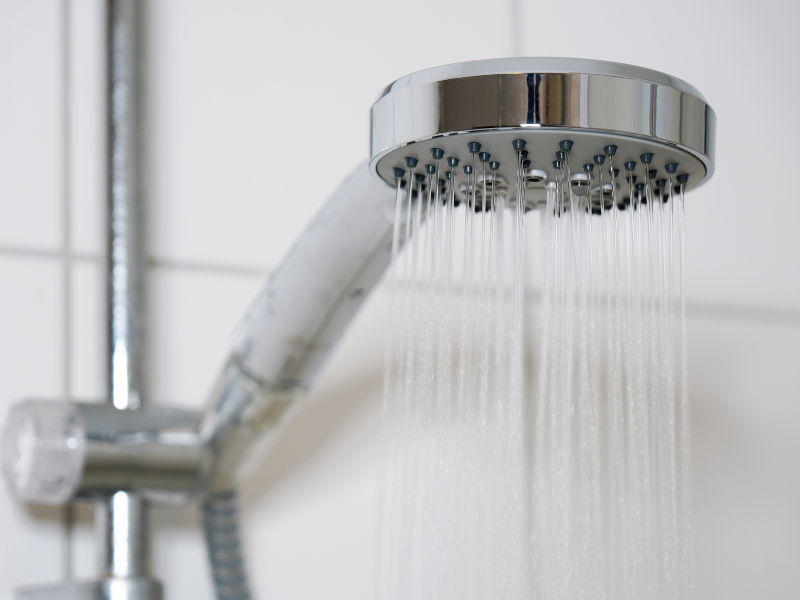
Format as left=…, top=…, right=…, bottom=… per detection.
left=370, top=58, right=715, bottom=211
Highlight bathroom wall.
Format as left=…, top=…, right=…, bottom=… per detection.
left=1, top=0, right=798, bottom=598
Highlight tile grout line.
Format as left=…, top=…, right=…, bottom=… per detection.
left=148, top=257, right=270, bottom=277
left=384, top=281, right=800, bottom=328
left=510, top=0, right=523, bottom=57
left=61, top=0, right=73, bottom=419
left=0, top=246, right=271, bottom=277
left=685, top=302, right=800, bottom=327
left=3, top=239, right=800, bottom=327
left=60, top=0, right=74, bottom=581
left=0, top=245, right=82, bottom=259
left=3, top=250, right=799, bottom=327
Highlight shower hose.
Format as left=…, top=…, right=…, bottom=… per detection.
left=202, top=490, right=251, bottom=600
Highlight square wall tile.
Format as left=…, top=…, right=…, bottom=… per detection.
left=145, top=0, right=513, bottom=271
left=145, top=266, right=265, bottom=409
left=0, top=0, right=63, bottom=251
left=0, top=256, right=64, bottom=401
left=688, top=314, right=800, bottom=600
left=0, top=255, right=65, bottom=594
left=516, top=0, right=800, bottom=312
left=151, top=505, right=211, bottom=600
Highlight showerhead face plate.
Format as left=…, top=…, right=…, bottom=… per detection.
left=369, top=58, right=715, bottom=206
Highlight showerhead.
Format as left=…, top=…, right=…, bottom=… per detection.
left=370, top=58, right=715, bottom=209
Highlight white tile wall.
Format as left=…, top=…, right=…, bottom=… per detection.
left=1, top=1, right=799, bottom=599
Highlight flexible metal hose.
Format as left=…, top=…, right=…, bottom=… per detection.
left=203, top=490, right=251, bottom=600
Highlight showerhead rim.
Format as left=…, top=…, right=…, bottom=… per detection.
left=370, top=57, right=715, bottom=194
left=375, top=57, right=707, bottom=103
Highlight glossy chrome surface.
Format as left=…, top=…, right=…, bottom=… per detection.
left=107, top=0, right=145, bottom=412
left=370, top=57, right=715, bottom=192
left=102, top=491, right=147, bottom=578
left=376, top=57, right=707, bottom=99
left=77, top=404, right=207, bottom=502
left=102, top=0, right=156, bottom=595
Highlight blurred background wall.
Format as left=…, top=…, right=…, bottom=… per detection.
left=1, top=0, right=799, bottom=598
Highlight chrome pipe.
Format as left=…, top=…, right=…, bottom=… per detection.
left=102, top=0, right=154, bottom=594
left=100, top=491, right=146, bottom=578
left=107, top=0, right=144, bottom=412
left=77, top=404, right=208, bottom=503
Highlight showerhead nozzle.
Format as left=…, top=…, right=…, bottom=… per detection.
left=371, top=58, right=715, bottom=208
left=571, top=173, right=590, bottom=195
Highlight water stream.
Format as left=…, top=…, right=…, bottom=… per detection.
left=379, top=163, right=691, bottom=600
